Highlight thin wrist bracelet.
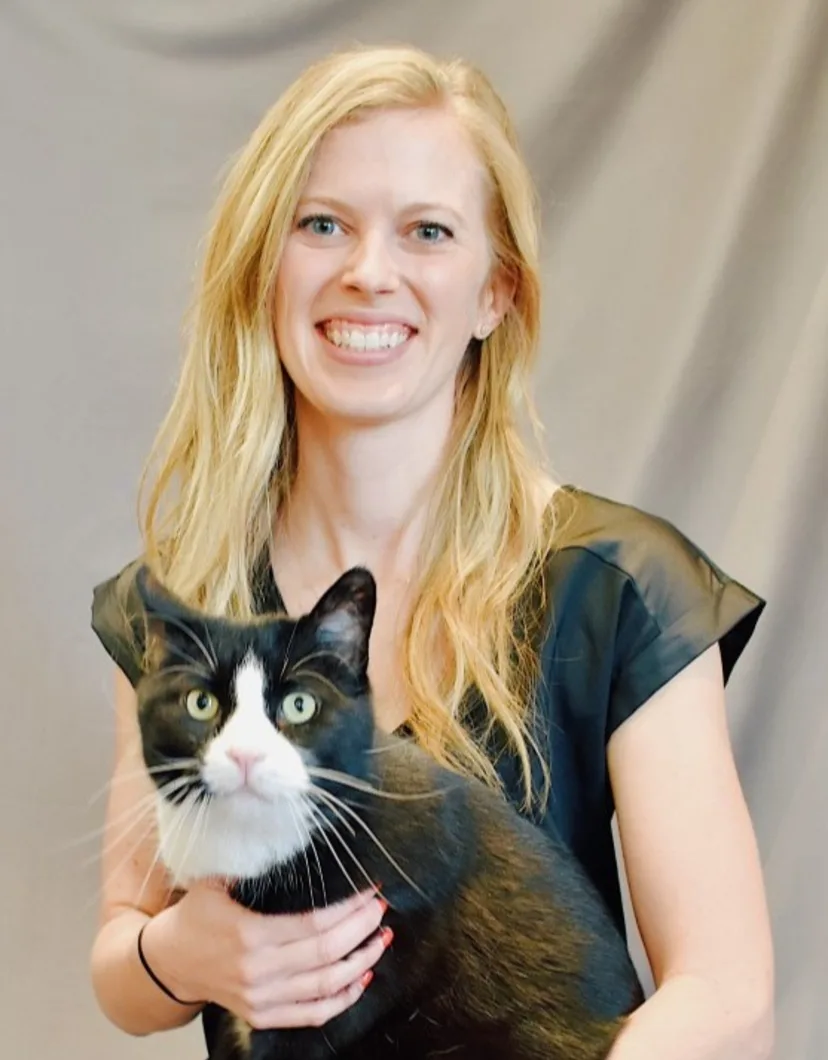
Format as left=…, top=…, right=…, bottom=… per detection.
left=136, top=921, right=205, bottom=1006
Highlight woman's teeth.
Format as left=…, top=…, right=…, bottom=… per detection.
left=322, top=321, right=411, bottom=351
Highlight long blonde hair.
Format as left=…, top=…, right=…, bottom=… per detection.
left=139, top=44, right=565, bottom=808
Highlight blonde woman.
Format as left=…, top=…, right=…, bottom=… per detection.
left=89, top=45, right=774, bottom=1059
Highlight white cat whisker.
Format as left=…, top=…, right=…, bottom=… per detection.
left=203, top=624, right=219, bottom=675
left=165, top=640, right=214, bottom=672
left=86, top=759, right=202, bottom=807
left=307, top=795, right=380, bottom=896
left=306, top=792, right=377, bottom=895
left=295, top=799, right=328, bottom=906
left=147, top=788, right=208, bottom=901
left=303, top=800, right=365, bottom=902
left=307, top=821, right=327, bottom=907
left=311, top=786, right=427, bottom=900
left=147, top=610, right=217, bottom=671
left=306, top=802, right=366, bottom=897
left=146, top=790, right=210, bottom=901
left=281, top=669, right=351, bottom=707
left=78, top=803, right=158, bottom=872
left=81, top=813, right=160, bottom=915
left=286, top=649, right=352, bottom=673
left=288, top=801, right=318, bottom=910
left=83, top=769, right=157, bottom=812
left=306, top=765, right=444, bottom=802
left=279, top=622, right=298, bottom=680
left=134, top=817, right=179, bottom=909
left=70, top=776, right=194, bottom=856
left=145, top=759, right=203, bottom=777
left=307, top=788, right=356, bottom=837
left=155, top=663, right=213, bottom=680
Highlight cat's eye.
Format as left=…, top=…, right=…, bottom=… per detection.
left=185, top=689, right=219, bottom=722
left=281, top=691, right=319, bottom=725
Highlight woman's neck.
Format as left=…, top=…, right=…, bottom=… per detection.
left=274, top=395, right=454, bottom=592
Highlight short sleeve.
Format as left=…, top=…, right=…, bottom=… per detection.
left=606, top=516, right=766, bottom=736
left=90, top=559, right=147, bottom=688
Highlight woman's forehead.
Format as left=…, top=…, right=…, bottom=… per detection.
left=300, top=108, right=488, bottom=222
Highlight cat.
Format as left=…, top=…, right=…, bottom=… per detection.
left=131, top=563, right=644, bottom=1060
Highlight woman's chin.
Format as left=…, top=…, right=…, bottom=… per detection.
left=301, top=383, right=415, bottom=427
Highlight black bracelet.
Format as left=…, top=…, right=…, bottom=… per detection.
left=137, top=921, right=205, bottom=1006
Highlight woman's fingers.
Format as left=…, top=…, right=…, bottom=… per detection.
left=270, top=895, right=388, bottom=976
left=269, top=926, right=391, bottom=1004
left=246, top=974, right=372, bottom=1031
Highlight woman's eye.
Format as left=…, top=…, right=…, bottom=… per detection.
left=185, top=689, right=219, bottom=722
left=298, top=214, right=342, bottom=237
left=413, top=221, right=452, bottom=243
left=281, top=691, right=319, bottom=725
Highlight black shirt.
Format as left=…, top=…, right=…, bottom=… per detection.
left=90, top=484, right=765, bottom=996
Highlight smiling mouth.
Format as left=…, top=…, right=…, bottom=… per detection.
left=318, top=319, right=416, bottom=353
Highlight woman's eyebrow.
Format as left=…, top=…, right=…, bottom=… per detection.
left=401, top=201, right=466, bottom=227
left=296, top=195, right=352, bottom=213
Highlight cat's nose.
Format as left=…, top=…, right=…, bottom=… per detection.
left=227, top=748, right=265, bottom=779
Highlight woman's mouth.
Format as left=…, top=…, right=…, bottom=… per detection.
left=317, top=319, right=416, bottom=363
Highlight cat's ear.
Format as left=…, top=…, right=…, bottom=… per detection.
left=133, top=564, right=210, bottom=672
left=306, top=567, right=376, bottom=673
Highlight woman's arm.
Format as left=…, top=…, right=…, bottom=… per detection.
left=606, top=645, right=774, bottom=1059
left=90, top=667, right=204, bottom=1034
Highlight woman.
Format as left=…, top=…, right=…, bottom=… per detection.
left=89, top=44, right=774, bottom=1058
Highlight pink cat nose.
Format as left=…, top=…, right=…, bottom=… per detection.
left=227, top=748, right=265, bottom=778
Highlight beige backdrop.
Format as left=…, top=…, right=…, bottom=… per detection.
left=2, top=1, right=826, bottom=1057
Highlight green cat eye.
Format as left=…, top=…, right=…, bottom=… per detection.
left=281, top=691, right=319, bottom=725
left=185, top=689, right=219, bottom=722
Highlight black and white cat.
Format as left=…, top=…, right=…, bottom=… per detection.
left=133, top=563, right=643, bottom=1060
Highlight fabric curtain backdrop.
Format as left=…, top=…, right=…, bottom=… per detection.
left=2, top=1, right=825, bottom=1056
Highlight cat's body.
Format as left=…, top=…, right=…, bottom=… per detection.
left=133, top=565, right=643, bottom=1060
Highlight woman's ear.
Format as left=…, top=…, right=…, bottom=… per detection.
left=475, top=264, right=516, bottom=339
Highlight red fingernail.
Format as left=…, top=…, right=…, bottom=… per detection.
left=360, top=970, right=374, bottom=988
left=377, top=897, right=389, bottom=915
left=380, top=926, right=394, bottom=948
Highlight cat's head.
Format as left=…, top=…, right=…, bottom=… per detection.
left=132, top=564, right=377, bottom=886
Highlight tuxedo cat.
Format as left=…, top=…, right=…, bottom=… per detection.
left=132, top=564, right=643, bottom=1060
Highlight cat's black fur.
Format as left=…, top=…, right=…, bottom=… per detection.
left=133, top=564, right=643, bottom=1060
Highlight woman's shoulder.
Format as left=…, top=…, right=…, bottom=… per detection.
left=550, top=483, right=724, bottom=581
left=541, top=484, right=765, bottom=730
left=548, top=484, right=763, bottom=629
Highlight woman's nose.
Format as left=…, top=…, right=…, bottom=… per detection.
left=340, top=233, right=400, bottom=294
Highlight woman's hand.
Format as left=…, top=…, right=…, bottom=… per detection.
left=139, top=880, right=392, bottom=1030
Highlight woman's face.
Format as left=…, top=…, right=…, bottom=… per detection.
left=274, top=107, right=509, bottom=426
